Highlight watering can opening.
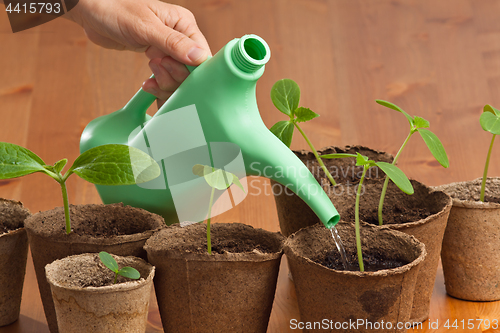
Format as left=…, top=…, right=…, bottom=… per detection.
left=232, top=35, right=270, bottom=73
left=80, top=34, right=340, bottom=229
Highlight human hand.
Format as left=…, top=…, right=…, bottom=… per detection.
left=67, top=0, right=211, bottom=105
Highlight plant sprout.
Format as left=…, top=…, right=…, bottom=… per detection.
left=479, top=104, right=500, bottom=202
left=98, top=251, right=140, bottom=284
left=322, top=152, right=414, bottom=272
left=270, top=79, right=337, bottom=186
left=0, top=142, right=160, bottom=234
left=192, top=164, right=245, bottom=254
left=375, top=100, right=449, bottom=225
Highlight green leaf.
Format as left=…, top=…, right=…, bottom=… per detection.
left=417, top=129, right=449, bottom=168
left=192, top=164, right=206, bottom=177
left=270, top=120, right=294, bottom=148
left=480, top=111, right=500, bottom=135
left=375, top=99, right=414, bottom=125
left=355, top=152, right=370, bottom=166
left=295, top=107, right=319, bottom=123
left=192, top=164, right=245, bottom=192
left=484, top=104, right=500, bottom=116
left=204, top=168, right=233, bottom=190
left=69, top=144, right=160, bottom=186
left=375, top=162, right=414, bottom=195
left=231, top=175, right=245, bottom=192
left=320, top=153, right=358, bottom=159
left=53, top=159, right=68, bottom=174
left=0, top=142, right=47, bottom=179
left=413, top=116, right=430, bottom=129
left=118, top=267, right=140, bottom=280
left=99, top=251, right=118, bottom=273
left=270, top=79, right=300, bottom=117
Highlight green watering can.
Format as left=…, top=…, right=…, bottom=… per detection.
left=80, top=34, right=339, bottom=228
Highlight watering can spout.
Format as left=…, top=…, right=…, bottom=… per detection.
left=80, top=34, right=340, bottom=228
left=243, top=129, right=340, bottom=229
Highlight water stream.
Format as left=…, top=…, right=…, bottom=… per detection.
left=330, top=226, right=350, bottom=271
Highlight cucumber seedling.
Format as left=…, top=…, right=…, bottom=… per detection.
left=98, top=251, right=140, bottom=284
left=270, top=79, right=337, bottom=186
left=0, top=142, right=160, bottom=234
left=192, top=164, right=245, bottom=254
left=375, top=100, right=449, bottom=225
left=479, top=104, right=500, bottom=202
left=322, top=152, right=414, bottom=272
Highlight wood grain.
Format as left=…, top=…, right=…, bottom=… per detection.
left=1, top=1, right=500, bottom=332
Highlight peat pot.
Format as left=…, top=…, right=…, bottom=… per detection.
left=284, top=222, right=426, bottom=333
left=438, top=177, right=500, bottom=301
left=0, top=198, right=30, bottom=326
left=45, top=253, right=155, bottom=333
left=330, top=179, right=452, bottom=323
left=144, top=222, right=284, bottom=333
left=25, top=203, right=164, bottom=333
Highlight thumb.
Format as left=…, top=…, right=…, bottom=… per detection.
left=147, top=22, right=209, bottom=66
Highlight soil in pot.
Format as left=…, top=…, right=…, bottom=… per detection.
left=330, top=179, right=452, bottom=323
left=0, top=198, right=30, bottom=326
left=273, top=145, right=393, bottom=237
left=438, top=177, right=500, bottom=301
left=45, top=253, right=155, bottom=333
left=25, top=203, right=164, bottom=333
left=285, top=222, right=426, bottom=333
left=144, top=222, right=284, bottom=333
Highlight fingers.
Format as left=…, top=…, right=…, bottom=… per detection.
left=146, top=4, right=211, bottom=66
left=142, top=77, right=171, bottom=103
left=142, top=57, right=190, bottom=102
left=145, top=46, right=166, bottom=60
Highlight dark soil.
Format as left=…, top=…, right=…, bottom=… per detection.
left=315, top=250, right=410, bottom=272
left=438, top=178, right=500, bottom=204
left=348, top=204, right=432, bottom=226
left=211, top=237, right=275, bottom=254
left=296, top=145, right=393, bottom=185
left=31, top=203, right=163, bottom=238
left=0, top=198, right=30, bottom=235
left=148, top=223, right=284, bottom=256
left=330, top=179, right=439, bottom=225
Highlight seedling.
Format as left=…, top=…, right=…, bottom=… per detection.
left=479, top=105, right=500, bottom=201
left=192, top=164, right=245, bottom=254
left=0, top=142, right=160, bottom=234
left=270, top=79, right=337, bottom=186
left=322, top=152, right=414, bottom=272
left=375, top=100, right=449, bottom=225
left=98, top=251, right=140, bottom=284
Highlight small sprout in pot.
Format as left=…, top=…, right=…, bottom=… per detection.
left=98, top=251, right=140, bottom=284
left=192, top=164, right=245, bottom=254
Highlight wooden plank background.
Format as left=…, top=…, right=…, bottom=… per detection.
left=1, top=0, right=500, bottom=332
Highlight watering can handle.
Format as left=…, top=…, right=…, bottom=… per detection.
left=124, top=64, right=198, bottom=119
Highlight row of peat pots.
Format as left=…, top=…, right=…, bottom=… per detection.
left=273, top=145, right=500, bottom=332
left=0, top=145, right=498, bottom=332
left=0, top=200, right=284, bottom=332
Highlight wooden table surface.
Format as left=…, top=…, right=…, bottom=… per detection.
left=1, top=0, right=500, bottom=332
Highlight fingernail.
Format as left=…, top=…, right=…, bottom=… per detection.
left=150, top=63, right=161, bottom=77
left=161, top=61, right=173, bottom=74
left=188, top=47, right=206, bottom=63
